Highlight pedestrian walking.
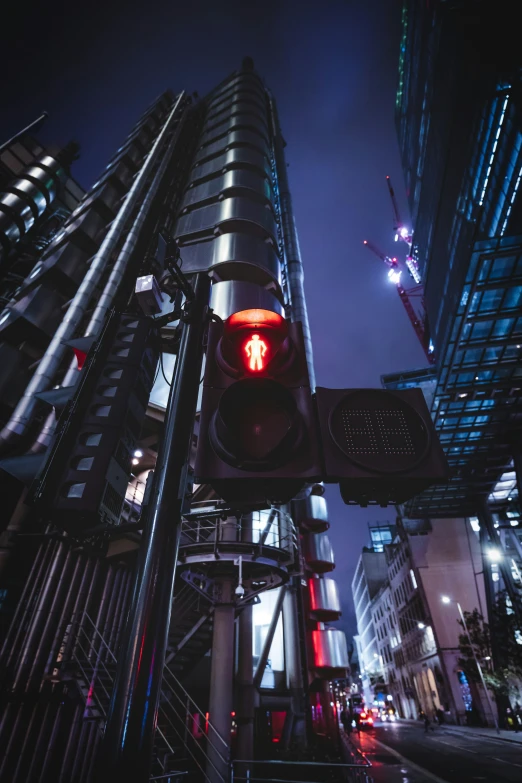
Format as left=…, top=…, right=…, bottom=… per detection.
left=420, top=710, right=435, bottom=733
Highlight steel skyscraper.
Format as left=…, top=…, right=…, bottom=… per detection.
left=0, top=61, right=349, bottom=782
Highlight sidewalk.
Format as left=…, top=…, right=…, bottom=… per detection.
left=399, top=717, right=522, bottom=744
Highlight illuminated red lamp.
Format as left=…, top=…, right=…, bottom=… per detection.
left=221, top=309, right=289, bottom=376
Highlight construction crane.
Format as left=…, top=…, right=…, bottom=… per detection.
left=386, top=175, right=411, bottom=243
left=363, top=239, right=434, bottom=364
left=385, top=175, right=421, bottom=284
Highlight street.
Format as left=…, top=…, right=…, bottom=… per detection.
left=348, top=721, right=522, bottom=783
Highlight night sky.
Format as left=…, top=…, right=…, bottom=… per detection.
left=4, top=0, right=427, bottom=639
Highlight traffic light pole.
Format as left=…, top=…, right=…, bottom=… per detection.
left=97, top=272, right=211, bottom=782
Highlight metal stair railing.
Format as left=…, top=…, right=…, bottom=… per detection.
left=73, top=613, right=176, bottom=763
left=230, top=758, right=374, bottom=783
left=72, top=611, right=230, bottom=783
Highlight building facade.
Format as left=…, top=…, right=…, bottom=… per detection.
left=380, top=0, right=522, bottom=724
left=357, top=517, right=493, bottom=725
left=351, top=528, right=393, bottom=705
left=0, top=63, right=348, bottom=782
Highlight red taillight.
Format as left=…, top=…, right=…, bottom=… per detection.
left=360, top=712, right=367, bottom=719
left=368, top=717, right=373, bottom=724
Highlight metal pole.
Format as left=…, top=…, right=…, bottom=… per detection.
left=207, top=578, right=235, bottom=783
left=236, top=515, right=254, bottom=764
left=0, top=112, right=49, bottom=154
left=456, top=601, right=499, bottom=734
left=96, top=271, right=211, bottom=782
left=253, top=585, right=286, bottom=689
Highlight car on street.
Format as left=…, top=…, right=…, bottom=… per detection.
left=357, top=710, right=374, bottom=730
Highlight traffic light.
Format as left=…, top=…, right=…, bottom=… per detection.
left=195, top=308, right=321, bottom=504
left=315, top=387, right=448, bottom=506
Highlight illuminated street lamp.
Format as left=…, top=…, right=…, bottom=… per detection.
left=418, top=622, right=426, bottom=629
left=486, top=548, right=503, bottom=564
left=441, top=596, right=499, bottom=734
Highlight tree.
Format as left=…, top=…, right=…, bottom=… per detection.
left=457, top=592, right=522, bottom=704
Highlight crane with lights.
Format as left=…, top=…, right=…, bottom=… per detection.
left=363, top=239, right=434, bottom=364
left=385, top=175, right=422, bottom=284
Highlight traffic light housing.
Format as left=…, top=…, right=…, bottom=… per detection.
left=315, top=387, right=449, bottom=506
left=195, top=309, right=321, bottom=504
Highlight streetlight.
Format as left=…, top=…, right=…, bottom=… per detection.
left=441, top=596, right=499, bottom=734
left=486, top=548, right=503, bottom=564
left=418, top=622, right=426, bottom=629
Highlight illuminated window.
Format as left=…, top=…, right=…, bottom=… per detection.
left=252, top=588, right=285, bottom=688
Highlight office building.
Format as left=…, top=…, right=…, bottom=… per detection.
left=356, top=517, right=493, bottom=725
left=383, top=2, right=522, bottom=701
left=351, top=525, right=395, bottom=704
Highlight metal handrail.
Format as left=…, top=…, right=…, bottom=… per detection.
left=158, top=680, right=228, bottom=765
left=156, top=704, right=227, bottom=783
left=150, top=773, right=188, bottom=781
left=162, top=663, right=229, bottom=752
left=162, top=664, right=227, bottom=746
left=231, top=758, right=374, bottom=783
left=81, top=612, right=118, bottom=662
left=74, top=609, right=230, bottom=780
left=179, top=511, right=297, bottom=555
left=231, top=760, right=372, bottom=769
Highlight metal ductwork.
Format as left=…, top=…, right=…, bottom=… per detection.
left=292, top=494, right=329, bottom=532
left=209, top=279, right=284, bottom=320
left=302, top=533, right=335, bottom=573
left=0, top=93, right=185, bottom=453
left=268, top=95, right=315, bottom=389
left=179, top=232, right=281, bottom=288
left=308, top=576, right=342, bottom=621
left=309, top=628, right=349, bottom=677
left=0, top=153, right=68, bottom=263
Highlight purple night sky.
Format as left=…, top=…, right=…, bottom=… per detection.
left=3, top=0, right=427, bottom=638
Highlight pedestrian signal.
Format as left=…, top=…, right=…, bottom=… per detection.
left=195, top=310, right=321, bottom=505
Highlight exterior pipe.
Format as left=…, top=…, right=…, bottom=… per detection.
left=0, top=539, right=49, bottom=670
left=108, top=568, right=130, bottom=653
left=25, top=546, right=76, bottom=691
left=0, top=111, right=49, bottom=154
left=0, top=92, right=185, bottom=452
left=12, top=542, right=68, bottom=691
left=79, top=721, right=99, bottom=783
left=96, top=272, right=211, bottom=783
left=2, top=539, right=58, bottom=674
left=58, top=704, right=82, bottom=783
left=37, top=703, right=63, bottom=783
left=100, top=565, right=123, bottom=659
left=268, top=93, right=315, bottom=389
left=30, top=96, right=188, bottom=455
left=72, top=558, right=102, bottom=660
left=90, top=566, right=115, bottom=660
left=44, top=552, right=85, bottom=676
left=0, top=704, right=32, bottom=781
left=115, top=572, right=133, bottom=649
left=69, top=722, right=91, bottom=783
left=17, top=701, right=52, bottom=783
left=59, top=556, right=96, bottom=665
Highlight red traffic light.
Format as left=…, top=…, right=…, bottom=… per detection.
left=218, top=309, right=290, bottom=378
left=195, top=315, right=320, bottom=505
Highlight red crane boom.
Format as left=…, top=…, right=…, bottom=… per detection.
left=363, top=239, right=434, bottom=364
